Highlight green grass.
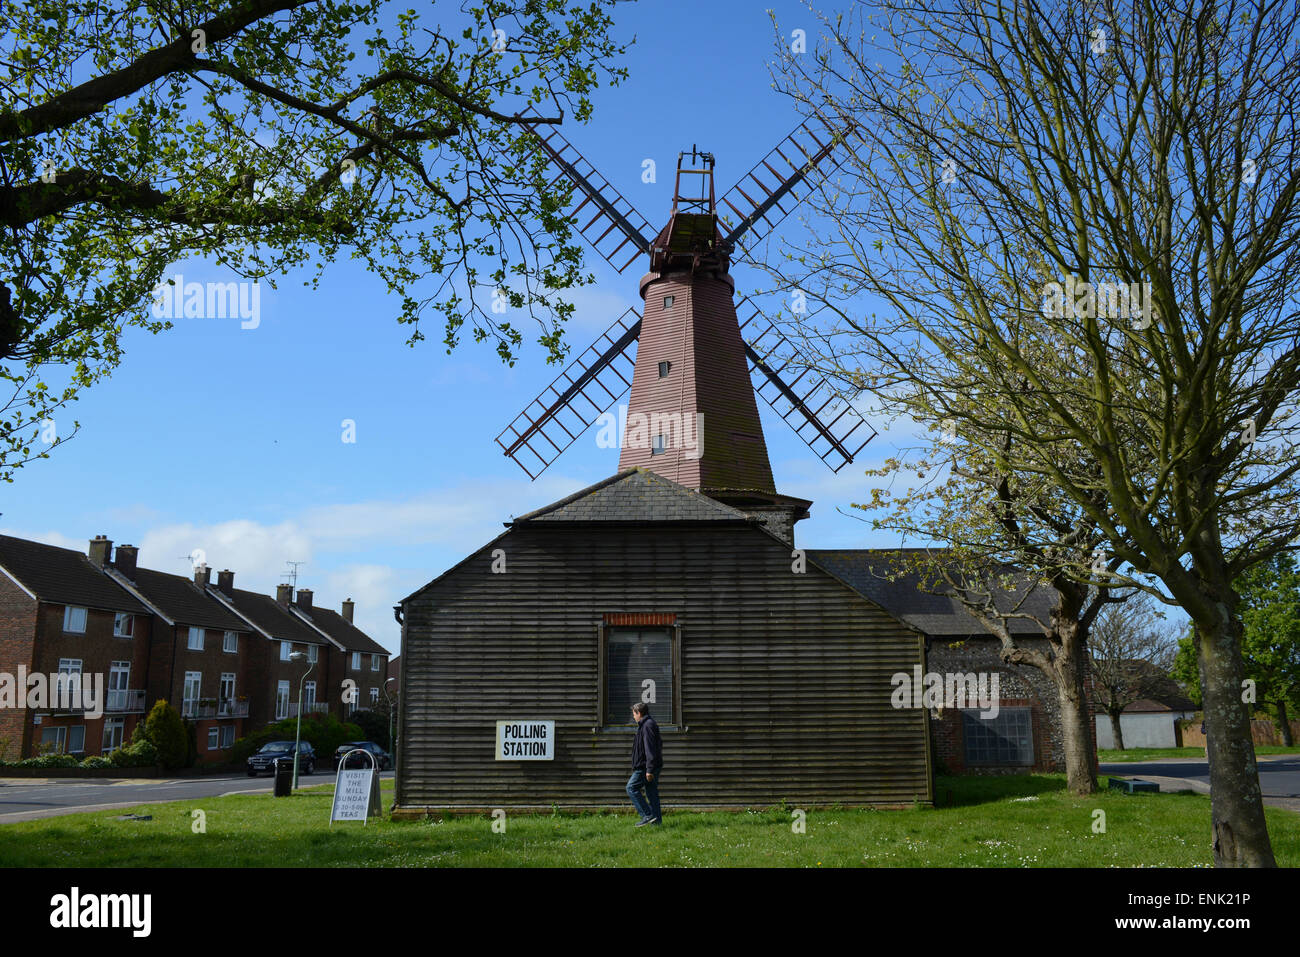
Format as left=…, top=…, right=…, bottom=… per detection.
left=1, top=775, right=1297, bottom=867
left=1099, top=745, right=1300, bottom=762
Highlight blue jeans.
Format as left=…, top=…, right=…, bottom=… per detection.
left=626, top=769, right=661, bottom=821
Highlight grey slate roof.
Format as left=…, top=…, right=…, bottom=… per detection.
left=130, top=567, right=249, bottom=632
left=511, top=468, right=751, bottom=524
left=226, top=588, right=329, bottom=645
left=298, top=605, right=388, bottom=656
left=806, top=548, right=1057, bottom=638
left=0, top=534, right=148, bottom=613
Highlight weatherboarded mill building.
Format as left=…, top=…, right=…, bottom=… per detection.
left=393, top=123, right=945, bottom=816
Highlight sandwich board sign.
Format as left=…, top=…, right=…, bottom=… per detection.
left=330, top=749, right=381, bottom=824
left=495, top=720, right=554, bottom=760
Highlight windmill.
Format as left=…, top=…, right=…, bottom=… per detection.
left=496, top=110, right=874, bottom=526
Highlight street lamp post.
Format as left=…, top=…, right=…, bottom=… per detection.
left=289, top=651, right=314, bottom=790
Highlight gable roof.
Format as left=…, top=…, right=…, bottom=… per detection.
left=0, top=534, right=148, bottom=613
left=298, top=605, right=388, bottom=656
left=806, top=548, right=1056, bottom=638
left=510, top=468, right=752, bottom=525
left=126, top=567, right=249, bottom=632
left=224, top=588, right=329, bottom=645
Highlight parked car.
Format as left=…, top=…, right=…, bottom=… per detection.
left=333, top=741, right=392, bottom=771
left=247, top=740, right=315, bottom=777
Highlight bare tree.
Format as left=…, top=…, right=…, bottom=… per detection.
left=1089, top=592, right=1180, bottom=749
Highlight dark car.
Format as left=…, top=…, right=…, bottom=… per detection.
left=333, top=741, right=392, bottom=771
left=246, top=740, right=315, bottom=777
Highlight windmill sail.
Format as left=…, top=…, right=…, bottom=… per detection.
left=517, top=111, right=654, bottom=274
left=718, top=114, right=863, bottom=253
left=496, top=308, right=642, bottom=479
left=737, top=299, right=876, bottom=473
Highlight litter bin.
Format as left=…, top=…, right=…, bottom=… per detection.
left=273, top=759, right=293, bottom=797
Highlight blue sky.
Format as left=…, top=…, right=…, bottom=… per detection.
left=1, top=0, right=917, bottom=653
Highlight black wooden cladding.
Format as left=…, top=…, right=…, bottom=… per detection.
left=397, top=523, right=932, bottom=810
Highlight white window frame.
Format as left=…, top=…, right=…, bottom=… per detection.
left=113, top=612, right=133, bottom=638
left=304, top=680, right=316, bottom=710
left=219, top=672, right=235, bottom=706
left=369, top=687, right=379, bottom=706
left=280, top=641, right=292, bottom=662
left=63, top=605, right=87, bottom=633
left=222, top=631, right=237, bottom=653
left=67, top=725, right=85, bottom=754
left=103, top=717, right=125, bottom=753
left=219, top=725, right=235, bottom=749
left=187, top=626, right=204, bottom=651
left=275, top=680, right=290, bottom=720
left=41, top=726, right=67, bottom=753
left=351, top=651, right=360, bottom=670
left=56, top=658, right=82, bottom=704
left=307, top=644, right=318, bottom=664
left=371, top=654, right=381, bottom=672
left=182, top=671, right=202, bottom=715
left=207, top=726, right=219, bottom=749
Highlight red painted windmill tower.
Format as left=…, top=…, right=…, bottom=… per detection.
left=496, top=114, right=874, bottom=538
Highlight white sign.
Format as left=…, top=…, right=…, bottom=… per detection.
left=495, top=720, right=555, bottom=760
left=330, top=768, right=375, bottom=823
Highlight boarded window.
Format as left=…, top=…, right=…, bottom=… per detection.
left=962, top=707, right=1033, bottom=766
left=605, top=628, right=674, bottom=725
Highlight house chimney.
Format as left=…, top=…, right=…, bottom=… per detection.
left=276, top=583, right=293, bottom=604
left=341, top=598, right=354, bottom=623
left=194, top=564, right=211, bottom=588
left=88, top=535, right=112, bottom=567
left=114, top=544, right=138, bottom=580
left=296, top=588, right=313, bottom=612
left=216, top=569, right=234, bottom=596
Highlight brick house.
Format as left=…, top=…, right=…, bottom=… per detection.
left=296, top=594, right=391, bottom=717
left=0, top=534, right=153, bottom=760
left=808, top=549, right=1082, bottom=775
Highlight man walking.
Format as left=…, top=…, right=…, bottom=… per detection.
left=627, top=702, right=663, bottom=826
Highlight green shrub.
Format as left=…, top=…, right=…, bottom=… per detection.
left=231, top=713, right=363, bottom=766
left=107, top=739, right=159, bottom=768
left=134, top=699, right=188, bottom=770
left=15, top=753, right=80, bottom=768
left=80, top=756, right=112, bottom=769
left=348, top=709, right=392, bottom=750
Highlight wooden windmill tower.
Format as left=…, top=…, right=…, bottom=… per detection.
left=496, top=113, right=874, bottom=537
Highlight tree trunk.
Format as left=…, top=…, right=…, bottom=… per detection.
left=1108, top=709, right=1125, bottom=751
left=1276, top=699, right=1293, bottom=748
left=1054, top=632, right=1098, bottom=795
left=1196, top=611, right=1276, bottom=867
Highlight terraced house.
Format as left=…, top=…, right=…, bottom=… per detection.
left=0, top=534, right=390, bottom=762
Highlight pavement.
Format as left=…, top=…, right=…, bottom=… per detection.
left=1100, top=754, right=1300, bottom=813
left=0, top=770, right=395, bottom=824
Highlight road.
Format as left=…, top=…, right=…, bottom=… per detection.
left=1100, top=754, right=1300, bottom=812
left=0, top=770, right=395, bottom=824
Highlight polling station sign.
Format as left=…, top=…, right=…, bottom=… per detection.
left=495, top=720, right=555, bottom=760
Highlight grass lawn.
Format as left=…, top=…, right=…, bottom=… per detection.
left=1098, top=745, right=1300, bottom=762
left=2, top=774, right=1298, bottom=867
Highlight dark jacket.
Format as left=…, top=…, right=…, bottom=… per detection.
left=632, top=715, right=663, bottom=774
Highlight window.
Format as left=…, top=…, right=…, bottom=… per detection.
left=103, top=718, right=125, bottom=753
left=67, top=726, right=85, bottom=753
left=220, top=725, right=235, bottom=749
left=308, top=644, right=318, bottom=664
left=207, top=726, right=219, bottom=750
left=304, top=681, right=316, bottom=711
left=40, top=726, right=66, bottom=753
left=223, top=631, right=237, bottom=653
left=369, top=687, right=379, bottom=706
left=603, top=628, right=676, bottom=726
left=113, top=613, right=134, bottom=638
left=658, top=360, right=671, bottom=379
left=663, top=295, right=674, bottom=309
left=962, top=708, right=1034, bottom=766
left=108, top=662, right=130, bottom=712
left=276, top=681, right=290, bottom=720
left=371, top=654, right=381, bottom=672
left=219, top=673, right=235, bottom=708
left=651, top=434, right=666, bottom=455
left=280, top=641, right=292, bottom=662
left=63, top=605, right=87, bottom=633
left=187, top=626, right=204, bottom=651
left=351, top=652, right=360, bottom=670
left=182, top=672, right=201, bottom=716
left=56, top=659, right=82, bottom=706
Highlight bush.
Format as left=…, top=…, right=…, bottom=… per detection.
left=230, top=712, right=363, bottom=766
left=348, top=709, right=392, bottom=750
left=14, top=753, right=80, bottom=769
left=134, top=701, right=187, bottom=770
left=107, top=739, right=159, bottom=769
left=80, top=756, right=112, bottom=769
